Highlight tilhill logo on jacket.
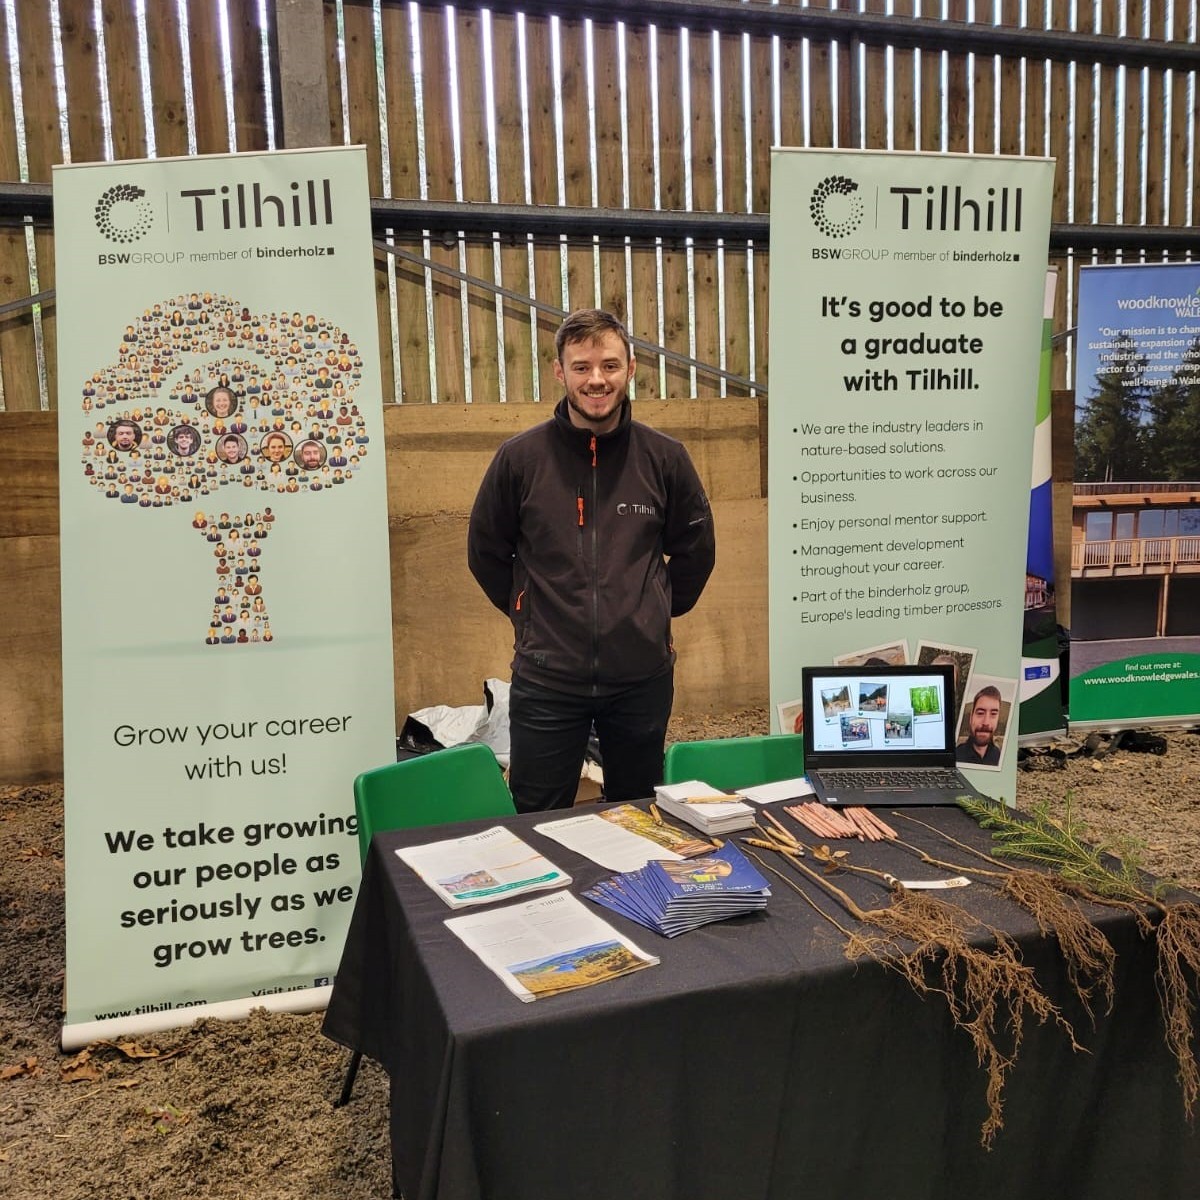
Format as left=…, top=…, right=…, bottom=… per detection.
left=616, top=503, right=657, bottom=516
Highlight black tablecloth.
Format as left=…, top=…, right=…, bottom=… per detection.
left=322, top=804, right=1199, bottom=1200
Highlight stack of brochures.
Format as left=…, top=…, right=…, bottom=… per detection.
left=582, top=840, right=770, bottom=937
left=653, top=780, right=757, bottom=835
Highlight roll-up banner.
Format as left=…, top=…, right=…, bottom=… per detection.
left=1018, top=270, right=1065, bottom=743
left=1069, top=262, right=1200, bottom=731
left=768, top=149, right=1055, bottom=804
left=55, top=148, right=396, bottom=1048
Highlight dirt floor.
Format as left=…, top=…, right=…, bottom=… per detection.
left=3, top=712, right=1199, bottom=1199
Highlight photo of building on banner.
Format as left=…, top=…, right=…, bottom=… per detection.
left=1070, top=263, right=1200, bottom=731
left=54, top=147, right=396, bottom=1049
left=767, top=149, right=1055, bottom=804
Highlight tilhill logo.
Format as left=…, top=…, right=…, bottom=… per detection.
left=95, top=184, right=154, bottom=244
left=809, top=176, right=1026, bottom=251
left=889, top=184, right=1023, bottom=233
left=616, top=502, right=657, bottom=516
left=180, top=179, right=334, bottom=232
left=810, top=175, right=864, bottom=239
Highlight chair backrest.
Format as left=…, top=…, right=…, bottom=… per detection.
left=662, top=734, right=806, bottom=792
left=352, top=743, right=516, bottom=864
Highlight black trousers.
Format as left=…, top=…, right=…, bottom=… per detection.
left=507, top=671, right=674, bottom=813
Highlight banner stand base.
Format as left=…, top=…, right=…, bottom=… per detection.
left=61, top=985, right=332, bottom=1052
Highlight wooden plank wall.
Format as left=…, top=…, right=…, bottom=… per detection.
left=0, top=2, right=1195, bottom=411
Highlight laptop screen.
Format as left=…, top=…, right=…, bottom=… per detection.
left=802, top=664, right=957, bottom=766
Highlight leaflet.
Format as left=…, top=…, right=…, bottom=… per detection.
left=444, top=891, right=660, bottom=1002
left=535, top=804, right=714, bottom=871
left=395, top=826, right=570, bottom=909
left=739, top=777, right=816, bottom=805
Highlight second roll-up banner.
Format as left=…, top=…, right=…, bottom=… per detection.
left=768, top=149, right=1055, bottom=804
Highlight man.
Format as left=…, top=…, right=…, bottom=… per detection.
left=170, top=426, right=199, bottom=457
left=218, top=434, right=245, bottom=465
left=110, top=420, right=140, bottom=451
left=468, top=308, right=715, bottom=813
left=297, top=439, right=325, bottom=470
left=956, top=685, right=1003, bottom=766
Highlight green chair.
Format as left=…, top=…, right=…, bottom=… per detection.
left=662, top=733, right=806, bottom=792
left=336, top=743, right=516, bottom=1106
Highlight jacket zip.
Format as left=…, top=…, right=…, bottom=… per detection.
left=588, top=435, right=600, bottom=694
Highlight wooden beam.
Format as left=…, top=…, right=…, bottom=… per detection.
left=273, top=0, right=331, bottom=148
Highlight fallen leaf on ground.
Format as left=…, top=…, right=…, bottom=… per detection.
left=96, top=1040, right=165, bottom=1061
left=60, top=1050, right=103, bottom=1084
left=0, top=1058, right=39, bottom=1081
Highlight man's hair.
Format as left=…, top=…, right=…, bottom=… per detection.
left=113, top=420, right=136, bottom=434
left=554, top=308, right=632, bottom=362
left=972, top=685, right=1002, bottom=707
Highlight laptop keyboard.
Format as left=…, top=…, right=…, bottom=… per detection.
left=821, top=768, right=962, bottom=790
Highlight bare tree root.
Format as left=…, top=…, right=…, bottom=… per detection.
left=1156, top=902, right=1200, bottom=1118
left=954, top=796, right=1200, bottom=1122
left=845, top=888, right=1077, bottom=1147
left=747, top=838, right=1077, bottom=1148
left=1001, top=869, right=1116, bottom=1022
left=886, top=829, right=1119, bottom=1024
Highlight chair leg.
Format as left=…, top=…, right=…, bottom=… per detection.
left=335, top=1049, right=362, bottom=1107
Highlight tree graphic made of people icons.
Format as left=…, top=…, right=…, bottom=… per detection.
left=81, top=292, right=371, bottom=646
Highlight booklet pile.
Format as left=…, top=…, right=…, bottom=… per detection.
left=582, top=840, right=770, bottom=937
left=653, top=780, right=757, bottom=835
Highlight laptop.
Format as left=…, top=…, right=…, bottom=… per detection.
left=800, top=664, right=988, bottom=806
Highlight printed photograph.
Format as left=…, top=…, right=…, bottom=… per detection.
left=834, top=640, right=908, bottom=667
left=438, top=869, right=499, bottom=896
left=509, top=940, right=651, bottom=998
left=776, top=697, right=804, bottom=736
left=955, top=674, right=1017, bottom=772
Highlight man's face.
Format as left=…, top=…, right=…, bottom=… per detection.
left=968, top=695, right=1001, bottom=749
left=554, top=331, right=635, bottom=434
left=300, top=442, right=322, bottom=469
left=175, top=429, right=197, bottom=455
left=113, top=424, right=136, bottom=449
left=222, top=437, right=243, bottom=463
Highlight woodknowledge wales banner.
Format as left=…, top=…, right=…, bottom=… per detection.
left=55, top=147, right=396, bottom=1048
left=768, top=149, right=1054, bottom=803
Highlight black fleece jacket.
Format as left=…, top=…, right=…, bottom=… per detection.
left=467, top=398, right=716, bottom=695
